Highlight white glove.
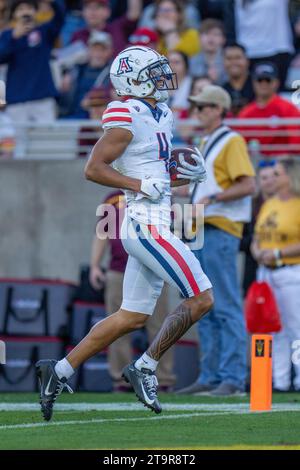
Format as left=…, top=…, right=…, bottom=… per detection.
left=177, top=147, right=207, bottom=182
left=139, top=178, right=169, bottom=203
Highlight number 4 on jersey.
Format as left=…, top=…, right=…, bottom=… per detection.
left=157, top=132, right=169, bottom=172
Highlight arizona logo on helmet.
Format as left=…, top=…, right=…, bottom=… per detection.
left=117, top=57, right=133, bottom=75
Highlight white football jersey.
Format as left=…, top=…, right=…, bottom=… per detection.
left=102, top=98, right=174, bottom=225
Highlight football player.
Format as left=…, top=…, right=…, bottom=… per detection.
left=36, top=46, right=213, bottom=419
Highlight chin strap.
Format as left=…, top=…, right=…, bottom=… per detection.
left=150, top=89, right=169, bottom=103
left=116, top=88, right=169, bottom=103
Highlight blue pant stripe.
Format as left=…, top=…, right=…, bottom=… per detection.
left=136, top=230, right=189, bottom=298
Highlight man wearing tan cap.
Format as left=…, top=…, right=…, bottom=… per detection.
left=178, top=85, right=256, bottom=396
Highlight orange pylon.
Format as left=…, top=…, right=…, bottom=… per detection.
left=250, top=334, right=273, bottom=412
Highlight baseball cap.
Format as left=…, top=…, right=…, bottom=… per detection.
left=252, top=62, right=278, bottom=80
left=128, top=28, right=159, bottom=46
left=189, top=85, right=232, bottom=110
left=88, top=31, right=112, bottom=47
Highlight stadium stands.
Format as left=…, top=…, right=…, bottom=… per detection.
left=1, top=0, right=300, bottom=395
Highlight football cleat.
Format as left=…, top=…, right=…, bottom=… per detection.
left=122, top=362, right=162, bottom=414
left=36, top=359, right=73, bottom=421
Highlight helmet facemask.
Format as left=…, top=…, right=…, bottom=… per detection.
left=137, top=58, right=178, bottom=92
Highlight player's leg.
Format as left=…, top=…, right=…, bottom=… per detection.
left=145, top=290, right=213, bottom=362
left=146, top=285, right=176, bottom=391
left=106, top=270, right=133, bottom=391
left=121, top=218, right=213, bottom=410
left=120, top=254, right=166, bottom=412
left=36, top=254, right=161, bottom=421
left=36, top=308, right=147, bottom=420
left=66, top=310, right=147, bottom=369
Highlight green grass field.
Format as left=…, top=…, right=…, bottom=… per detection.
left=0, top=392, right=300, bottom=449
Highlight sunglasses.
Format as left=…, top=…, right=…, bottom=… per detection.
left=196, top=103, right=217, bottom=112
left=255, top=77, right=273, bottom=83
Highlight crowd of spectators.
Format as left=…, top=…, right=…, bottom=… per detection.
left=1, top=0, right=300, bottom=135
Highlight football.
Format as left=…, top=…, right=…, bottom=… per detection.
left=169, top=147, right=198, bottom=183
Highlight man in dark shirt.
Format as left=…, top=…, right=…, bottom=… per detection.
left=222, top=43, right=254, bottom=116
left=0, top=0, right=64, bottom=121
left=61, top=31, right=112, bottom=118
left=71, top=0, right=142, bottom=56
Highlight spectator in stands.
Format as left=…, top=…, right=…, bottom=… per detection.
left=239, top=63, right=300, bottom=156
left=167, top=51, right=191, bottom=118
left=0, top=0, right=9, bottom=32
left=177, top=75, right=213, bottom=143
left=154, top=0, right=200, bottom=57
left=78, top=85, right=110, bottom=157
left=60, top=31, right=112, bottom=118
left=60, top=0, right=85, bottom=46
left=0, top=0, right=64, bottom=126
left=178, top=85, right=256, bottom=396
left=190, top=75, right=213, bottom=97
left=70, top=0, right=142, bottom=56
left=251, top=158, right=300, bottom=392
left=37, top=0, right=56, bottom=22
left=189, top=75, right=213, bottom=118
left=293, top=12, right=300, bottom=53
left=240, top=160, right=277, bottom=295
left=195, top=0, right=225, bottom=20
left=128, top=27, right=159, bottom=49
left=139, top=0, right=200, bottom=31
left=189, top=19, right=226, bottom=85
left=89, top=191, right=176, bottom=392
left=81, top=84, right=110, bottom=120
left=286, top=11, right=300, bottom=87
left=223, top=43, right=254, bottom=116
left=224, top=0, right=295, bottom=90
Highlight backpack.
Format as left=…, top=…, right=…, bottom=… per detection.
left=245, top=281, right=282, bottom=334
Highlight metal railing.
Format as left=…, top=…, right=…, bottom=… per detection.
left=1, top=117, right=300, bottom=160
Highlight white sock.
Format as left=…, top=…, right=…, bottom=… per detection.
left=55, top=358, right=75, bottom=380
left=135, top=353, right=158, bottom=372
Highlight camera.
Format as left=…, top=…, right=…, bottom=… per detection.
left=20, top=14, right=34, bottom=25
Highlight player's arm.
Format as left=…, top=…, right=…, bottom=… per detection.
left=171, top=179, right=190, bottom=188
left=85, top=127, right=168, bottom=202
left=84, top=128, right=141, bottom=192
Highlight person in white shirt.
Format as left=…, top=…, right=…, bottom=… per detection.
left=225, top=0, right=294, bottom=90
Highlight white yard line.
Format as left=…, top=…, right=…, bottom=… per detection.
left=1, top=402, right=300, bottom=412
left=0, top=411, right=252, bottom=431
left=0, top=403, right=300, bottom=431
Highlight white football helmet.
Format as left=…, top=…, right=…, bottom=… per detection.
left=110, top=46, right=178, bottom=102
